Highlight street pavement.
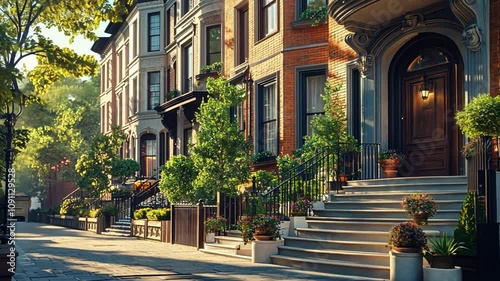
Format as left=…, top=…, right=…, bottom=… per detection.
left=13, top=222, right=381, bottom=281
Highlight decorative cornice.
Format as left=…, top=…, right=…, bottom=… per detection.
left=328, top=0, right=375, bottom=24
left=356, top=55, right=374, bottom=78
left=450, top=0, right=481, bottom=51
left=463, top=24, right=482, bottom=52
left=401, top=13, right=425, bottom=32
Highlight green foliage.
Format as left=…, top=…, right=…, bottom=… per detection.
left=75, top=126, right=126, bottom=197
left=401, top=193, right=438, bottom=218
left=88, top=208, right=102, bottom=218
left=237, top=214, right=281, bottom=244
left=253, top=170, right=278, bottom=192
left=454, top=191, right=486, bottom=255
left=426, top=233, right=467, bottom=256
left=133, top=208, right=152, bottom=220
left=111, top=158, right=140, bottom=184
left=146, top=208, right=171, bottom=221
left=388, top=221, right=428, bottom=249
left=252, top=151, right=275, bottom=163
left=201, top=62, right=223, bottom=73
left=159, top=155, right=199, bottom=204
left=300, top=5, right=328, bottom=27
left=204, top=216, right=227, bottom=233
left=191, top=77, right=252, bottom=200
left=455, top=94, right=500, bottom=138
left=101, top=205, right=117, bottom=217
left=59, top=198, right=87, bottom=216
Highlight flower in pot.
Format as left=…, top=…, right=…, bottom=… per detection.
left=388, top=221, right=428, bottom=253
left=204, top=215, right=227, bottom=234
left=423, top=233, right=467, bottom=269
left=236, top=214, right=280, bottom=244
left=378, top=149, right=405, bottom=178
left=291, top=195, right=312, bottom=216
left=401, top=193, right=438, bottom=225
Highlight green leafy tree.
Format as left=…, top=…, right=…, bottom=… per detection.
left=158, top=155, right=198, bottom=204
left=455, top=93, right=500, bottom=139
left=191, top=77, right=252, bottom=201
left=75, top=126, right=125, bottom=197
left=111, top=158, right=140, bottom=184
left=0, top=0, right=132, bottom=103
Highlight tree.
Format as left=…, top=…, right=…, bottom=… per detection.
left=191, top=77, right=252, bottom=201
left=0, top=0, right=132, bottom=103
left=158, top=155, right=198, bottom=204
left=75, top=126, right=125, bottom=197
left=110, top=158, right=140, bottom=185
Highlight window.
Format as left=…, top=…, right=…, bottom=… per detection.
left=132, top=78, right=138, bottom=113
left=260, top=0, right=277, bottom=39
left=230, top=101, right=245, bottom=132
left=183, top=43, right=193, bottom=93
left=297, top=69, right=326, bottom=146
left=148, top=12, right=160, bottom=52
left=236, top=7, right=249, bottom=65
left=183, top=128, right=193, bottom=156
left=159, top=132, right=169, bottom=166
left=133, top=20, right=138, bottom=56
left=257, top=80, right=277, bottom=155
left=182, top=0, right=193, bottom=16
left=124, top=84, right=129, bottom=122
left=148, top=72, right=160, bottom=110
left=140, top=134, right=157, bottom=178
left=298, top=0, right=326, bottom=19
left=206, top=25, right=221, bottom=65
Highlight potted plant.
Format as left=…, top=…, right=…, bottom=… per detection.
left=378, top=149, right=406, bottom=178
left=204, top=215, right=227, bottom=242
left=388, top=221, right=428, bottom=281
left=423, top=234, right=466, bottom=281
left=290, top=195, right=312, bottom=216
left=236, top=214, right=280, bottom=244
left=299, top=5, right=328, bottom=27
left=388, top=221, right=428, bottom=253
left=401, top=193, right=438, bottom=225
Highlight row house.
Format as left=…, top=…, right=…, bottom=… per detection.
left=93, top=0, right=500, bottom=179
left=92, top=0, right=168, bottom=179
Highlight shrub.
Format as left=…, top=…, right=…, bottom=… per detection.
left=401, top=193, right=438, bottom=217
left=237, top=214, right=281, bottom=244
left=455, top=93, right=500, bottom=139
left=133, top=208, right=151, bottom=219
left=145, top=208, right=171, bottom=221
left=89, top=208, right=102, bottom=218
left=454, top=191, right=486, bottom=255
left=101, top=205, right=117, bottom=217
left=59, top=198, right=87, bottom=216
left=388, top=221, right=428, bottom=249
left=204, top=216, right=227, bottom=233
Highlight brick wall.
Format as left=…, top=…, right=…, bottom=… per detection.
left=491, top=0, right=500, bottom=97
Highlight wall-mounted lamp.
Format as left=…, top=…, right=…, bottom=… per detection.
left=420, top=76, right=430, bottom=100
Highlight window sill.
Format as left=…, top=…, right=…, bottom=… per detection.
left=290, top=19, right=327, bottom=29
left=255, top=30, right=279, bottom=45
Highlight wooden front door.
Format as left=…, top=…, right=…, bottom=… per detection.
left=401, top=65, right=453, bottom=176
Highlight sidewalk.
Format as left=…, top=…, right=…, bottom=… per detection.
left=13, top=222, right=378, bottom=281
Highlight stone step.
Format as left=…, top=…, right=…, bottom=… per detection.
left=214, top=236, right=246, bottom=246
left=277, top=245, right=389, bottom=266
left=313, top=208, right=461, bottom=220
left=108, top=224, right=131, bottom=229
left=270, top=255, right=389, bottom=280
left=104, top=227, right=131, bottom=234
left=341, top=183, right=467, bottom=193
left=330, top=191, right=467, bottom=201
left=101, top=231, right=131, bottom=237
left=284, top=237, right=389, bottom=253
left=324, top=199, right=464, bottom=210
left=204, top=243, right=239, bottom=255
left=346, top=176, right=466, bottom=186
left=199, top=248, right=252, bottom=260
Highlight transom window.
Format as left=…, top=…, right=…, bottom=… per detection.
left=148, top=12, right=160, bottom=52
left=407, top=48, right=450, bottom=71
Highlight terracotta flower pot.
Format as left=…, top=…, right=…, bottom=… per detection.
left=253, top=234, right=273, bottom=241
left=380, top=159, right=401, bottom=178
left=413, top=213, right=429, bottom=225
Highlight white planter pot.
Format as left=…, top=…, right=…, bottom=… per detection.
left=280, top=221, right=290, bottom=237
left=423, top=265, right=462, bottom=281
left=390, top=251, right=423, bottom=281
left=252, top=239, right=284, bottom=264
left=206, top=232, right=215, bottom=243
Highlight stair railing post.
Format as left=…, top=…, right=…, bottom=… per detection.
left=251, top=176, right=257, bottom=216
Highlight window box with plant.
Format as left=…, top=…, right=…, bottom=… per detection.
left=401, top=193, right=438, bottom=226
left=378, top=149, right=406, bottom=178
left=195, top=62, right=223, bottom=81
left=299, top=5, right=328, bottom=27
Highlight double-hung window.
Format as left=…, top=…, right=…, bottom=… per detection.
left=183, top=43, right=193, bottom=92
left=207, top=26, right=221, bottom=65
left=260, top=0, right=277, bottom=39
left=257, top=79, right=278, bottom=155
left=148, top=71, right=160, bottom=110
left=148, top=12, right=160, bottom=52
left=236, top=7, right=249, bottom=65
left=297, top=68, right=326, bottom=146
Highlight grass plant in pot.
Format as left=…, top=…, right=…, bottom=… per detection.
left=401, top=193, right=438, bottom=226
left=423, top=233, right=467, bottom=269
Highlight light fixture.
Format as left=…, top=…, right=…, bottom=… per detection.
left=420, top=76, right=430, bottom=100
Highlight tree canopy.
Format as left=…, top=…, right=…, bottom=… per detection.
left=0, top=0, right=132, bottom=103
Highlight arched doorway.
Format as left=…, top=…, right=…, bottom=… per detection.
left=389, top=34, right=464, bottom=177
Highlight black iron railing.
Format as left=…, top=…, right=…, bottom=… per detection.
left=130, top=178, right=169, bottom=218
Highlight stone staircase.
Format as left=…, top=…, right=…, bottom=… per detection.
left=101, top=217, right=131, bottom=237
left=270, top=175, right=468, bottom=280
left=200, top=230, right=252, bottom=260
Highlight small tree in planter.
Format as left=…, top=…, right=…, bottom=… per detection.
left=455, top=93, right=500, bottom=139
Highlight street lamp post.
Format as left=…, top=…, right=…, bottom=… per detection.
left=0, top=92, right=24, bottom=244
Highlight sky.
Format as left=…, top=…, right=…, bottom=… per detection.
left=22, top=23, right=108, bottom=71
